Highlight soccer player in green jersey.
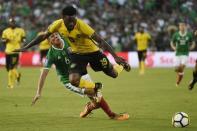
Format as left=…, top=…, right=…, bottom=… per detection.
left=32, top=33, right=129, bottom=120
left=170, top=22, right=195, bottom=86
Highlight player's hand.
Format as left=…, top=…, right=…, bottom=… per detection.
left=31, top=93, right=41, bottom=106
left=1, top=39, right=9, bottom=44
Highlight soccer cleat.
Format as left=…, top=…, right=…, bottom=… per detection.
left=7, top=85, right=14, bottom=89
left=80, top=101, right=100, bottom=118
left=80, top=102, right=92, bottom=118
left=120, top=62, right=131, bottom=72
left=17, top=73, right=21, bottom=85
left=111, top=113, right=130, bottom=120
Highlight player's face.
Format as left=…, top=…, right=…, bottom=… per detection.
left=63, top=15, right=76, bottom=31
left=179, top=23, right=186, bottom=32
left=49, top=33, right=62, bottom=46
left=9, top=21, right=16, bottom=28
left=139, top=27, right=144, bottom=33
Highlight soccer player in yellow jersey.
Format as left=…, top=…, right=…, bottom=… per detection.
left=38, top=31, right=50, bottom=64
left=1, top=18, right=25, bottom=88
left=134, top=27, right=151, bottom=75
left=14, top=5, right=131, bottom=90
left=32, top=33, right=129, bottom=120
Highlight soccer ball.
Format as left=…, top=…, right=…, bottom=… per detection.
left=172, top=112, right=189, bottom=128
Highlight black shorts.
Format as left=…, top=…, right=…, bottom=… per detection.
left=69, top=51, right=113, bottom=75
left=40, top=49, right=49, bottom=62
left=137, top=50, right=147, bottom=61
left=5, top=54, right=19, bottom=71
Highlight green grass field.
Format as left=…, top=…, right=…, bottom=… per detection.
left=0, top=67, right=197, bottom=131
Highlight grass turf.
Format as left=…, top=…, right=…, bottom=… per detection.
left=0, top=67, right=197, bottom=131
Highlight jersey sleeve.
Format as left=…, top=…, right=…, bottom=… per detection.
left=48, top=19, right=62, bottom=33
left=2, top=30, right=7, bottom=39
left=78, top=19, right=95, bottom=37
left=43, top=50, right=53, bottom=69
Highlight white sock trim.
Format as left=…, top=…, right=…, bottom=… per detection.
left=178, top=72, right=184, bottom=75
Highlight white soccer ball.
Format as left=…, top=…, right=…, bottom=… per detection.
left=172, top=112, right=189, bottom=128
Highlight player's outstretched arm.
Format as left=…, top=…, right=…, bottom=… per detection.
left=32, top=68, right=49, bottom=106
left=14, top=32, right=51, bottom=52
left=170, top=41, right=176, bottom=51
left=91, top=33, right=125, bottom=64
left=1, top=38, right=9, bottom=44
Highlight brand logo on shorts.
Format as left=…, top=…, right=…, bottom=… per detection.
left=70, top=63, right=76, bottom=68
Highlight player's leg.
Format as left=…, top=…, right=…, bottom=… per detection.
left=65, top=74, right=102, bottom=98
left=64, top=83, right=99, bottom=96
left=80, top=92, right=129, bottom=120
left=140, top=50, right=147, bottom=75
left=6, top=54, right=15, bottom=88
left=11, top=54, right=21, bottom=84
left=175, top=56, right=187, bottom=86
left=79, top=97, right=100, bottom=118
left=175, top=65, right=184, bottom=86
left=69, top=53, right=101, bottom=89
left=189, top=60, right=197, bottom=90
left=69, top=73, right=101, bottom=89
left=98, top=96, right=129, bottom=120
left=89, top=52, right=123, bottom=78
left=80, top=91, right=117, bottom=118
left=137, top=50, right=143, bottom=74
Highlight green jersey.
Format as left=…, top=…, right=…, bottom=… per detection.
left=172, top=31, right=193, bottom=56
left=44, top=41, right=70, bottom=85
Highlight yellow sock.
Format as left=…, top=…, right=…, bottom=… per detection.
left=79, top=79, right=95, bottom=89
left=113, top=64, right=123, bottom=75
left=140, top=61, right=145, bottom=74
left=12, top=68, right=19, bottom=78
left=8, top=70, right=14, bottom=88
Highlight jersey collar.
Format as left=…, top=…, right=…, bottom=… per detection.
left=179, top=31, right=187, bottom=37
left=52, top=39, right=65, bottom=50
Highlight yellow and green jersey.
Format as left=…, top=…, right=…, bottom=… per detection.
left=172, top=31, right=193, bottom=56
left=44, top=39, right=70, bottom=84
left=2, top=27, right=25, bottom=54
left=47, top=18, right=99, bottom=54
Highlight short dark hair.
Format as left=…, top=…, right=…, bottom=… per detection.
left=62, top=5, right=77, bottom=16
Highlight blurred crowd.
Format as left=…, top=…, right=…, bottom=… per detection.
left=0, top=0, right=197, bottom=51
